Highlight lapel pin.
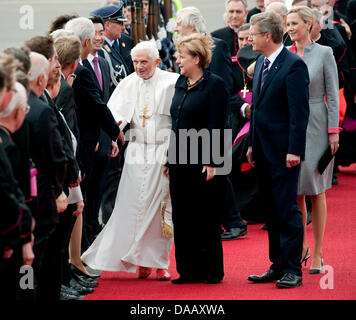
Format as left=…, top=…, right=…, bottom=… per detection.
left=122, top=42, right=126, bottom=47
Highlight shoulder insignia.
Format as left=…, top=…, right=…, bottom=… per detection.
left=104, top=44, right=111, bottom=53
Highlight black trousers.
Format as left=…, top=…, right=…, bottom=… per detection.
left=84, top=154, right=109, bottom=248
left=79, top=141, right=97, bottom=252
left=0, top=243, right=23, bottom=300
left=222, top=177, right=247, bottom=230
left=169, top=166, right=226, bottom=281
left=254, top=137, right=303, bottom=276
left=37, top=205, right=76, bottom=300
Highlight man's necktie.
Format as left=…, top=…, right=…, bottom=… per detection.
left=260, top=58, right=270, bottom=89
left=113, top=39, right=120, bottom=54
left=93, top=56, right=103, bottom=91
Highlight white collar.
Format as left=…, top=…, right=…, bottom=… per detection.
left=265, top=44, right=284, bottom=69
left=105, top=37, right=117, bottom=47
left=87, top=53, right=98, bottom=63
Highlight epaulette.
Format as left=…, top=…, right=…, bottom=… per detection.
left=104, top=44, right=111, bottom=53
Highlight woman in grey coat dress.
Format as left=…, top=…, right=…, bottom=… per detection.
left=286, top=6, right=340, bottom=274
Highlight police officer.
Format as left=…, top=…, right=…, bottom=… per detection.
left=90, top=2, right=134, bottom=94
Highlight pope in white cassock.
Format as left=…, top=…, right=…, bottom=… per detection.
left=81, top=41, right=179, bottom=280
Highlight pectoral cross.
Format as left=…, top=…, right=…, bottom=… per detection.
left=241, top=85, right=249, bottom=99
left=139, top=105, right=151, bottom=128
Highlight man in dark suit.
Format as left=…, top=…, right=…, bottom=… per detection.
left=89, top=4, right=134, bottom=226
left=246, top=11, right=310, bottom=288
left=65, top=17, right=123, bottom=253
left=26, top=52, right=68, bottom=299
left=211, top=0, right=248, bottom=57
left=90, top=3, right=134, bottom=94
left=81, top=16, right=119, bottom=247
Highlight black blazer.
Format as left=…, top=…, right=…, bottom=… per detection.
left=43, top=91, right=80, bottom=188
left=26, top=91, right=67, bottom=225
left=169, top=70, right=228, bottom=168
left=211, top=26, right=238, bottom=57
left=249, top=47, right=310, bottom=165
left=0, top=142, right=30, bottom=249
left=0, top=127, right=32, bottom=245
left=55, top=76, right=79, bottom=139
left=83, top=56, right=113, bottom=157
left=72, top=62, right=120, bottom=144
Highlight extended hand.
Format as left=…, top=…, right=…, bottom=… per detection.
left=286, top=153, right=300, bottom=168
left=110, top=141, right=119, bottom=158
left=73, top=200, right=84, bottom=217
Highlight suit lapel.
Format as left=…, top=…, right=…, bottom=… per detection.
left=255, top=47, right=287, bottom=106
left=82, top=59, right=103, bottom=94
left=252, top=56, right=263, bottom=106
left=98, top=57, right=108, bottom=93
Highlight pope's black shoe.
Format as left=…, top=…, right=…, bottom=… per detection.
left=276, top=273, right=302, bottom=288
left=221, top=227, right=247, bottom=241
left=248, top=269, right=283, bottom=283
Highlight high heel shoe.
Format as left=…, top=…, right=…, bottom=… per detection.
left=309, top=257, right=324, bottom=274
left=138, top=266, right=152, bottom=279
left=301, top=247, right=311, bottom=266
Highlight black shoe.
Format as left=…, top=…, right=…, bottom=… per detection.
left=171, top=277, right=205, bottom=284
left=70, top=263, right=100, bottom=280
left=69, top=279, right=94, bottom=295
left=61, top=285, right=84, bottom=299
left=248, top=269, right=283, bottom=283
left=60, top=291, right=81, bottom=300
left=221, top=227, right=247, bottom=241
left=204, top=278, right=223, bottom=284
left=276, top=273, right=302, bottom=288
left=74, top=275, right=99, bottom=288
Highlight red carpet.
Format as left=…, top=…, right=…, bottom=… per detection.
left=85, top=164, right=356, bottom=300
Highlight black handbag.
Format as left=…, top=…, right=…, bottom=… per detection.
left=318, top=145, right=334, bottom=175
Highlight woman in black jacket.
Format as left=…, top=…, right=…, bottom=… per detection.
left=168, top=33, right=229, bottom=284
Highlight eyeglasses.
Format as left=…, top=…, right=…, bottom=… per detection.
left=249, top=32, right=267, bottom=37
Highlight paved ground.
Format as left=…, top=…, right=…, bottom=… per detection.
left=0, top=0, right=257, bottom=49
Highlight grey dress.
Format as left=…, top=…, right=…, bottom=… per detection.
left=297, top=42, right=339, bottom=195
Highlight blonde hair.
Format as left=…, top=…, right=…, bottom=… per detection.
left=47, top=68, right=61, bottom=88
left=174, top=33, right=215, bottom=69
left=54, top=35, right=81, bottom=69
left=287, top=6, right=314, bottom=32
